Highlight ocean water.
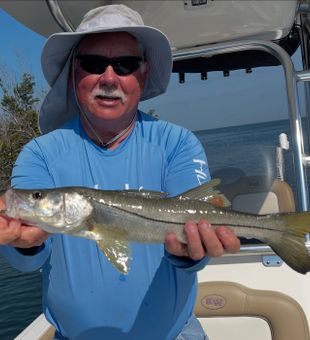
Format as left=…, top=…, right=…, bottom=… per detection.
left=0, top=118, right=302, bottom=339
left=196, top=119, right=292, bottom=176
left=195, top=118, right=298, bottom=193
left=0, top=256, right=42, bottom=339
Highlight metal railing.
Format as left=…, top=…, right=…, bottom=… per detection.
left=173, top=40, right=310, bottom=257
left=46, top=0, right=74, bottom=32
left=173, top=40, right=310, bottom=212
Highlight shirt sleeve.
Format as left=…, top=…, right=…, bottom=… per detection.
left=12, top=139, right=56, bottom=189
left=163, top=127, right=211, bottom=271
left=1, top=139, right=54, bottom=271
left=0, top=239, right=52, bottom=272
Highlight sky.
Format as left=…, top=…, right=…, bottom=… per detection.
left=0, top=7, right=305, bottom=131
left=0, top=9, right=47, bottom=89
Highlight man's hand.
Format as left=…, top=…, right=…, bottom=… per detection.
left=165, top=219, right=240, bottom=260
left=0, top=197, right=49, bottom=247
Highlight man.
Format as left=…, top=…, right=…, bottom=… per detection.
left=0, top=5, right=240, bottom=339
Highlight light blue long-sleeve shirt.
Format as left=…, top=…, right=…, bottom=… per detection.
left=0, top=111, right=210, bottom=339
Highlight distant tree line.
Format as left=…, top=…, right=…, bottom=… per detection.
left=0, top=73, right=41, bottom=189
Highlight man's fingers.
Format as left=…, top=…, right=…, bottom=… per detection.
left=0, top=214, right=49, bottom=247
left=0, top=218, right=22, bottom=244
left=215, top=226, right=240, bottom=253
left=165, top=232, right=188, bottom=257
left=198, top=220, right=224, bottom=257
left=10, top=226, right=49, bottom=248
left=165, top=220, right=240, bottom=260
left=184, top=221, right=206, bottom=260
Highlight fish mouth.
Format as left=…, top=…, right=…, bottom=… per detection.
left=3, top=189, right=19, bottom=218
left=4, top=190, right=49, bottom=222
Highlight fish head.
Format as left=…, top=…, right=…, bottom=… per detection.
left=4, top=188, right=93, bottom=233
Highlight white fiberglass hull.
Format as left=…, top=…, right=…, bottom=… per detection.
left=0, top=0, right=298, bottom=50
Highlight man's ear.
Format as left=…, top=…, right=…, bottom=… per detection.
left=141, top=61, right=149, bottom=78
left=140, top=61, right=149, bottom=89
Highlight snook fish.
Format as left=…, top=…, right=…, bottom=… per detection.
left=2, top=179, right=310, bottom=275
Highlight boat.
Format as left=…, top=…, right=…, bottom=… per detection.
left=1, top=1, right=310, bottom=339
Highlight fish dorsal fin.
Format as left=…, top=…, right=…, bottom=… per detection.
left=177, top=178, right=231, bottom=208
left=122, top=190, right=167, bottom=199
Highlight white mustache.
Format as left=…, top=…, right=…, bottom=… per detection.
left=92, top=88, right=126, bottom=103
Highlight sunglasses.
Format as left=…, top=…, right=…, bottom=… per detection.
left=76, top=54, right=143, bottom=76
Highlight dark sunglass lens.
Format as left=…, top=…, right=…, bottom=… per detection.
left=78, top=55, right=108, bottom=74
left=114, top=57, right=142, bottom=76
left=77, top=55, right=142, bottom=76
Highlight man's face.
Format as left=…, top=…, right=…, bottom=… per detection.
left=75, top=32, right=148, bottom=124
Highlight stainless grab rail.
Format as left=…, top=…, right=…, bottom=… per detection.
left=207, top=242, right=310, bottom=265
left=234, top=241, right=310, bottom=257
left=46, top=0, right=74, bottom=32
left=173, top=40, right=309, bottom=212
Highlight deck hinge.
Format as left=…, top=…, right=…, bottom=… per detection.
left=262, top=255, right=283, bottom=267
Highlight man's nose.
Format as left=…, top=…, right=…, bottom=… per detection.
left=98, top=65, right=119, bottom=86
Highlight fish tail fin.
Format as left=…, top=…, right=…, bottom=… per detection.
left=269, top=212, right=310, bottom=274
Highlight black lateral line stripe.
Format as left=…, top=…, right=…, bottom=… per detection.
left=109, top=205, right=279, bottom=233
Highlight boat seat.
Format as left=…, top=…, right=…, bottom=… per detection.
left=216, top=175, right=295, bottom=214
left=195, top=281, right=310, bottom=340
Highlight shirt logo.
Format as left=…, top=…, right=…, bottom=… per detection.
left=193, top=159, right=208, bottom=185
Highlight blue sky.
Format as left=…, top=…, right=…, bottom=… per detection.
left=0, top=8, right=304, bottom=131
left=0, top=9, right=46, bottom=89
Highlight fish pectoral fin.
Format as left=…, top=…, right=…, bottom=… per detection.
left=97, top=239, right=131, bottom=275
left=176, top=178, right=231, bottom=208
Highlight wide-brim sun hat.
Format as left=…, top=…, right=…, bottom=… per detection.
left=39, top=4, right=172, bottom=134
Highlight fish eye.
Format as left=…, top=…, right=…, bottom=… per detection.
left=32, top=191, right=43, bottom=200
